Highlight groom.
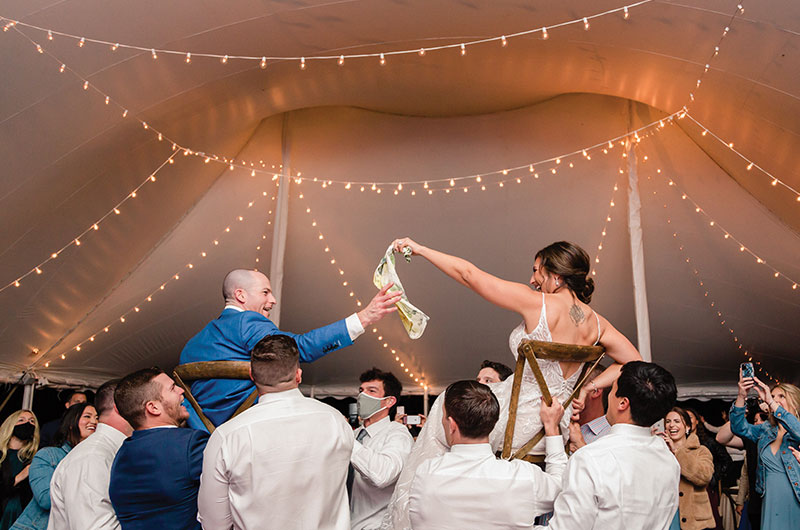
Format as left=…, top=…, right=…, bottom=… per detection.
left=179, top=269, right=401, bottom=430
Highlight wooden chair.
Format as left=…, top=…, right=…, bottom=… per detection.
left=501, top=340, right=606, bottom=462
left=173, top=361, right=258, bottom=433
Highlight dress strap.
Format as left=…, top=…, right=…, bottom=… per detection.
left=594, top=312, right=601, bottom=345
left=538, top=292, right=548, bottom=327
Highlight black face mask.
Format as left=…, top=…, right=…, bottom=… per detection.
left=12, top=423, right=35, bottom=441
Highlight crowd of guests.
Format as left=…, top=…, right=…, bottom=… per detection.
left=2, top=352, right=797, bottom=530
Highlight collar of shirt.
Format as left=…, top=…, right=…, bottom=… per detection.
left=362, top=415, right=393, bottom=437
left=584, top=415, right=611, bottom=435
left=607, top=422, right=653, bottom=438
left=95, top=422, right=129, bottom=444
left=449, top=443, right=493, bottom=456
left=257, top=387, right=304, bottom=404
left=223, top=304, right=245, bottom=312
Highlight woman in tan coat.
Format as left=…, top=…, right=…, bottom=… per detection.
left=662, top=407, right=715, bottom=530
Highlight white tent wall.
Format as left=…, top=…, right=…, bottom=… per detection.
left=2, top=0, right=800, bottom=397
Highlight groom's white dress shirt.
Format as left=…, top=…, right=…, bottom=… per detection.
left=408, top=436, right=567, bottom=529
left=350, top=416, right=414, bottom=530
left=541, top=423, right=680, bottom=530
left=48, top=422, right=127, bottom=530
left=198, top=388, right=354, bottom=530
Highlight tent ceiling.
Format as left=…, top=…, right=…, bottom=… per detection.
left=1, top=0, right=799, bottom=393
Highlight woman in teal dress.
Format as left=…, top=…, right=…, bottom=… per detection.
left=731, top=374, right=800, bottom=530
left=0, top=410, right=39, bottom=530
left=10, top=403, right=97, bottom=530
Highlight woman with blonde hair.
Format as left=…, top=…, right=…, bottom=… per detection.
left=0, top=410, right=39, bottom=530
left=731, top=374, right=800, bottom=529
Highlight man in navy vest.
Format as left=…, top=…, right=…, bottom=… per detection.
left=110, top=368, right=207, bottom=530
left=179, top=268, right=401, bottom=430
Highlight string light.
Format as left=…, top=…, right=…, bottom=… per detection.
left=0, top=1, right=652, bottom=66
left=682, top=1, right=746, bottom=112
left=650, top=172, right=774, bottom=381
left=591, top=176, right=623, bottom=275
left=32, top=185, right=275, bottom=369
left=655, top=168, right=800, bottom=291
left=11, top=29, right=678, bottom=198
left=683, top=113, right=800, bottom=202
left=296, top=193, right=427, bottom=388
left=0, top=151, right=180, bottom=293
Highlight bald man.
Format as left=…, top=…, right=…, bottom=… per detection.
left=179, top=269, right=401, bottom=430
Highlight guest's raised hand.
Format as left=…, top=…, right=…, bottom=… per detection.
left=358, top=282, right=403, bottom=327
left=737, top=374, right=755, bottom=398
left=790, top=446, right=800, bottom=464
left=571, top=388, right=588, bottom=421
left=568, top=421, right=586, bottom=451
left=392, top=237, right=424, bottom=257
left=540, top=396, right=565, bottom=436
left=752, top=377, right=772, bottom=403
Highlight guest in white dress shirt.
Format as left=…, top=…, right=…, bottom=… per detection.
left=49, top=379, right=132, bottom=530
left=409, top=380, right=568, bottom=529
left=540, top=361, right=680, bottom=530
left=198, top=335, right=354, bottom=530
left=351, top=368, right=413, bottom=530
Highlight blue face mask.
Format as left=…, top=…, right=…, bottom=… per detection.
left=357, top=392, right=387, bottom=420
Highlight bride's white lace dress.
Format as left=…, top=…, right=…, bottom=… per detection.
left=382, top=294, right=596, bottom=529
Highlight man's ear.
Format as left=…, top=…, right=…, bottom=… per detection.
left=446, top=416, right=459, bottom=438
left=144, top=400, right=161, bottom=417
left=385, top=395, right=397, bottom=409
left=295, top=368, right=303, bottom=385
left=234, top=287, right=247, bottom=304
left=617, top=396, right=630, bottom=413
left=249, top=366, right=254, bottom=383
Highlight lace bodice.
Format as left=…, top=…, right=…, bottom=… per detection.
left=507, top=294, right=582, bottom=398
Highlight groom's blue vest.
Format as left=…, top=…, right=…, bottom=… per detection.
left=179, top=308, right=351, bottom=430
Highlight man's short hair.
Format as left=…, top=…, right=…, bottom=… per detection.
left=114, top=368, right=165, bottom=429
left=359, top=368, right=402, bottom=400
left=251, top=335, right=299, bottom=386
left=95, top=379, right=120, bottom=417
left=63, top=390, right=88, bottom=405
left=479, top=360, right=513, bottom=381
left=615, top=361, right=676, bottom=427
left=444, top=380, right=499, bottom=439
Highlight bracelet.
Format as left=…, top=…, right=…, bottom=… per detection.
left=589, top=380, right=598, bottom=393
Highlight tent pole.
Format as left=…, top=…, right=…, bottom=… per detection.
left=626, top=102, right=652, bottom=361
left=21, top=384, right=35, bottom=410
left=423, top=385, right=429, bottom=416
left=269, top=112, right=293, bottom=328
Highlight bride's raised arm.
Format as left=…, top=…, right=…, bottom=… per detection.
left=392, top=237, right=540, bottom=317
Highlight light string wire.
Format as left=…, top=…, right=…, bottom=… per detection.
left=1, top=149, right=181, bottom=293
left=645, top=163, right=775, bottom=382
left=0, top=1, right=650, bottom=65
left=590, top=162, right=626, bottom=277
left=683, top=2, right=746, bottom=112
left=5, top=23, right=683, bottom=195
left=683, top=113, right=800, bottom=201
left=31, top=184, right=276, bottom=369
left=294, top=191, right=428, bottom=389
left=659, top=171, right=800, bottom=291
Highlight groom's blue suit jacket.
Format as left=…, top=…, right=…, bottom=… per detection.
left=179, top=308, right=351, bottom=430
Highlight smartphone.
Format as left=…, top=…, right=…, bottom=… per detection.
left=396, top=406, right=405, bottom=416
left=740, top=362, right=755, bottom=379
left=404, top=415, right=422, bottom=425
left=652, top=418, right=665, bottom=433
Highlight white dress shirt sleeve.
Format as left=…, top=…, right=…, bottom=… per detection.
left=351, top=427, right=413, bottom=488
left=345, top=313, right=365, bottom=341
left=48, top=452, right=121, bottom=530
left=198, top=430, right=233, bottom=530
left=538, top=449, right=598, bottom=530
left=528, top=435, right=568, bottom=513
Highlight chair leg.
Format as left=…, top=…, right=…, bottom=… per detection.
left=502, top=353, right=527, bottom=459
left=173, top=371, right=216, bottom=433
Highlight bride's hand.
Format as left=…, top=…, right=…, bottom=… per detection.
left=392, top=237, right=424, bottom=257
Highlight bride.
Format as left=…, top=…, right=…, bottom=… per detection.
left=382, top=238, right=642, bottom=529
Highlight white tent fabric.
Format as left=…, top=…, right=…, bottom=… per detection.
left=1, top=0, right=799, bottom=396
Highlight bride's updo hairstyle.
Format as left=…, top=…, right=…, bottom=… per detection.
left=535, top=241, right=595, bottom=304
